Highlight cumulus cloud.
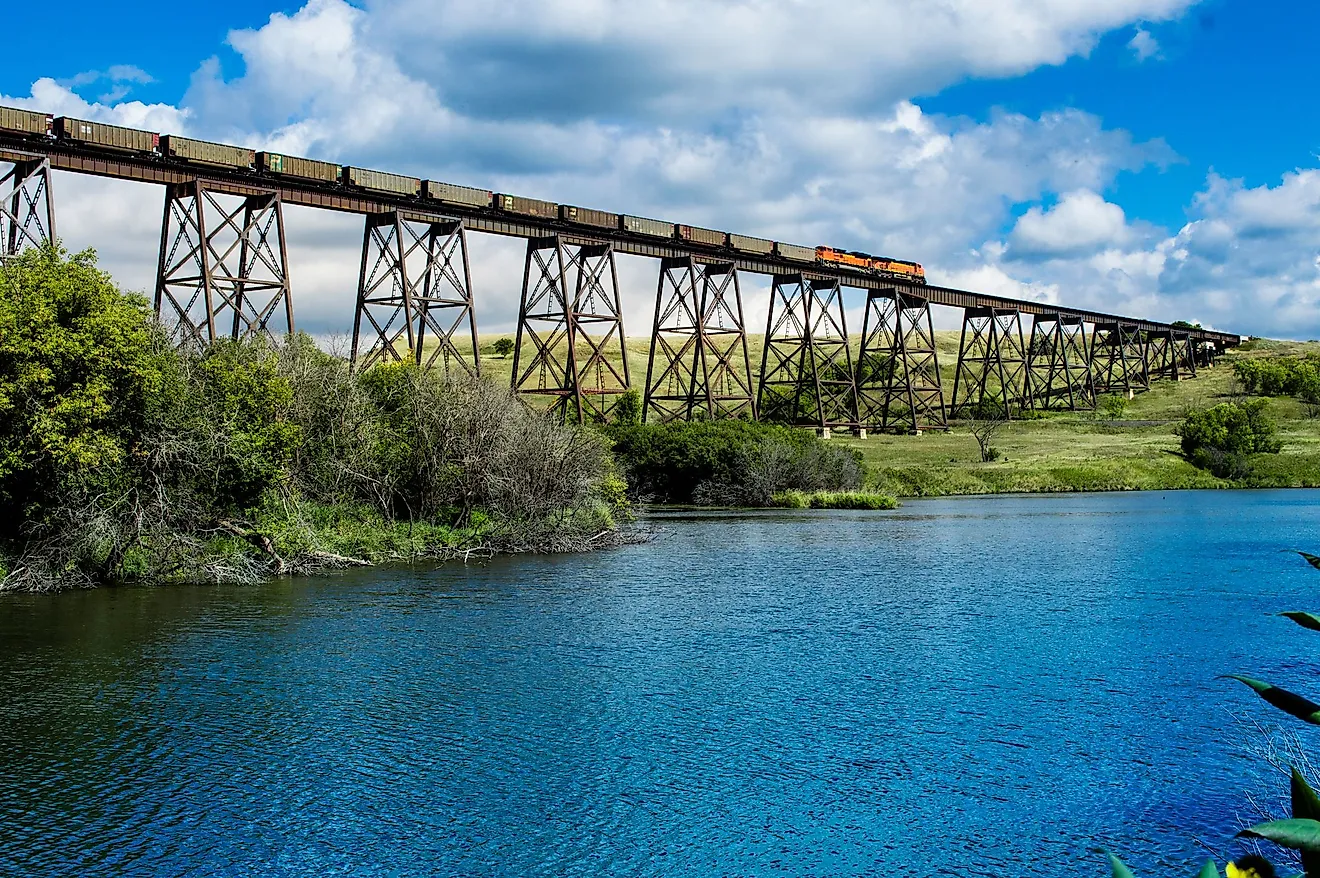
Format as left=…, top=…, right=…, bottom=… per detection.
left=1009, top=190, right=1136, bottom=257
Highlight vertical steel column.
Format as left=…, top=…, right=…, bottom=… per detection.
left=154, top=179, right=294, bottom=346
left=1091, top=322, right=1149, bottom=395
left=1170, top=331, right=1197, bottom=378
left=756, top=274, right=858, bottom=429
left=642, top=257, right=753, bottom=423
left=349, top=210, right=479, bottom=375
left=856, top=289, right=947, bottom=432
left=1025, top=313, right=1093, bottom=410
left=1, top=155, right=55, bottom=257
left=1145, top=330, right=1173, bottom=382
left=951, top=307, right=1029, bottom=419
left=511, top=235, right=629, bottom=424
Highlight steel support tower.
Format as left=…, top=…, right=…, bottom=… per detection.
left=154, top=179, right=293, bottom=345
left=511, top=235, right=630, bottom=424
left=1091, top=322, right=1149, bottom=396
left=642, top=257, right=754, bottom=423
left=951, top=307, right=1029, bottom=419
left=1145, top=328, right=1197, bottom=382
left=1, top=154, right=55, bottom=258
left=350, top=211, right=479, bottom=375
left=855, top=289, right=947, bottom=433
left=757, top=274, right=858, bottom=429
left=1025, top=313, right=1094, bottom=411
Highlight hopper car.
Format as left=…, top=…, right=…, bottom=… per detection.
left=0, top=104, right=928, bottom=283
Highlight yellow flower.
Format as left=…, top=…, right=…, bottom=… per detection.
left=1227, top=855, right=1278, bottom=878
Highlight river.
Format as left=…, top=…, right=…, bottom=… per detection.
left=3, top=490, right=1320, bottom=876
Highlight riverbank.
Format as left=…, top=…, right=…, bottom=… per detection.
left=842, top=341, right=1320, bottom=497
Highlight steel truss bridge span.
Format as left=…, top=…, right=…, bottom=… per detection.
left=0, top=138, right=1240, bottom=432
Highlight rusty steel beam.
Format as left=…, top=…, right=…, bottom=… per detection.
left=1025, top=314, right=1094, bottom=411
left=757, top=274, right=858, bottom=429
left=0, top=134, right=1242, bottom=350
left=511, top=236, right=629, bottom=424
left=951, top=307, right=1030, bottom=419
left=349, top=211, right=479, bottom=375
left=856, top=289, right=947, bottom=433
left=154, top=179, right=293, bottom=345
left=642, top=257, right=755, bottom=423
left=0, top=152, right=55, bottom=257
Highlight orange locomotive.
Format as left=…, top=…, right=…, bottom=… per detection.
left=815, top=246, right=926, bottom=283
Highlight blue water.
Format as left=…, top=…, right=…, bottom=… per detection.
left=3, top=491, right=1320, bottom=877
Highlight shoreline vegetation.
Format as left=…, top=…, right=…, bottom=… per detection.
left=2, top=246, right=1317, bottom=592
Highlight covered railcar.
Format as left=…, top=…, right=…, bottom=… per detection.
left=55, top=117, right=158, bottom=153
left=621, top=215, right=673, bottom=238
left=258, top=151, right=341, bottom=183
left=729, top=233, right=774, bottom=255
left=343, top=166, right=421, bottom=197
left=0, top=106, right=52, bottom=137
left=560, top=205, right=618, bottom=230
left=494, top=193, right=557, bottom=219
left=677, top=224, right=727, bottom=247
left=161, top=135, right=254, bottom=170
left=424, top=180, right=492, bottom=208
left=775, top=242, right=816, bottom=263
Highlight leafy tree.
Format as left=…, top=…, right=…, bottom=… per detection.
left=1175, top=399, right=1283, bottom=478
left=492, top=337, right=514, bottom=358
left=610, top=388, right=642, bottom=426
left=0, top=245, right=176, bottom=531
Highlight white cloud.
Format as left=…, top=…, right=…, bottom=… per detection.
left=1009, top=190, right=1136, bottom=257
left=1128, top=27, right=1161, bottom=62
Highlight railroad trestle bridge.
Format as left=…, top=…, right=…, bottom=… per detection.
left=0, top=142, right=1239, bottom=434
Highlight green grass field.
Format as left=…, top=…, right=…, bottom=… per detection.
left=455, top=332, right=1320, bottom=498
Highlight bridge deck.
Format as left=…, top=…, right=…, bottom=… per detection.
left=0, top=138, right=1240, bottom=347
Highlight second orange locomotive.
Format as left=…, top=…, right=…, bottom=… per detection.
left=815, top=247, right=926, bottom=283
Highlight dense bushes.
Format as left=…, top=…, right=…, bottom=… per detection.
left=0, top=247, right=622, bottom=591
left=1233, top=356, right=1320, bottom=400
left=1175, top=399, right=1283, bottom=478
left=604, top=419, right=865, bottom=506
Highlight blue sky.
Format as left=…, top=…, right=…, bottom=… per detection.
left=3, top=0, right=1319, bottom=338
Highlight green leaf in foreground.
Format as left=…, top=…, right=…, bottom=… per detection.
left=1281, top=612, right=1320, bottom=633
left=1196, top=861, right=1221, bottom=878
left=1239, top=817, right=1320, bottom=850
left=1292, top=768, right=1320, bottom=878
left=1107, top=852, right=1137, bottom=878
left=1223, top=675, right=1320, bottom=725
left=1299, top=551, right=1320, bottom=571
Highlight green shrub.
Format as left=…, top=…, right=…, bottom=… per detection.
left=1175, top=399, right=1283, bottom=478
left=0, top=248, right=624, bottom=591
left=1099, top=394, right=1129, bottom=420
left=605, top=419, right=863, bottom=506
left=1233, top=355, right=1320, bottom=398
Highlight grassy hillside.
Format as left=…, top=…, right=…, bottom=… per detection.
left=453, top=332, right=1320, bottom=497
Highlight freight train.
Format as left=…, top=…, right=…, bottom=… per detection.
left=0, top=105, right=927, bottom=284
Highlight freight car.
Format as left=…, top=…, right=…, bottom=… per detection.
left=676, top=224, right=727, bottom=247
left=775, top=242, right=817, bottom=263
left=621, top=215, right=673, bottom=238
left=343, top=166, right=421, bottom=197
left=560, top=204, right=618, bottom=230
left=0, top=106, right=52, bottom=137
left=728, top=233, right=774, bottom=256
left=494, top=193, right=557, bottom=219
left=55, top=117, right=158, bottom=153
left=161, top=135, right=254, bottom=170
left=424, top=180, right=491, bottom=209
left=258, top=151, right=341, bottom=183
